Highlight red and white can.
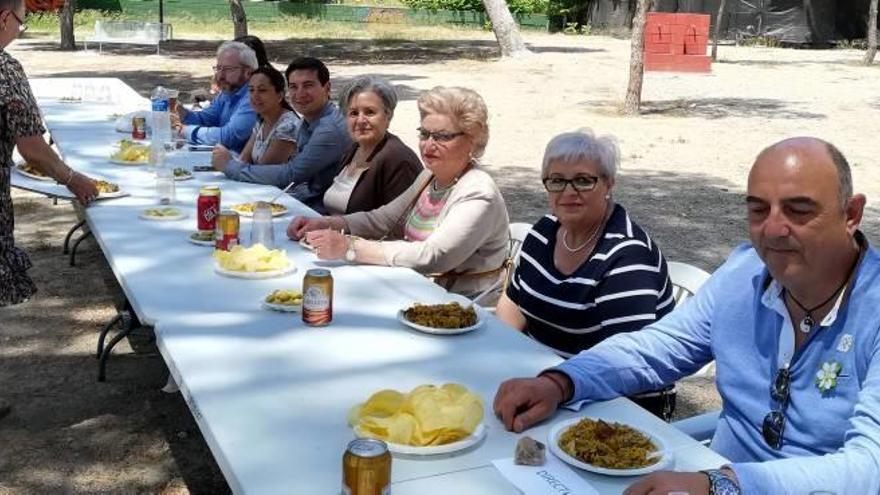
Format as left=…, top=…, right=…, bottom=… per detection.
left=197, top=186, right=221, bottom=234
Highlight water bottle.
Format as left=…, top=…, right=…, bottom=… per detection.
left=150, top=85, right=172, bottom=146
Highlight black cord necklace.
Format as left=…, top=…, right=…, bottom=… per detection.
left=786, top=261, right=857, bottom=334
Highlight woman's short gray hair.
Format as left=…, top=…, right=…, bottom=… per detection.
left=338, top=76, right=399, bottom=118
left=541, top=128, right=620, bottom=180
left=217, top=41, right=259, bottom=70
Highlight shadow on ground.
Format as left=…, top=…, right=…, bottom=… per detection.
left=29, top=69, right=424, bottom=105
left=489, top=165, right=748, bottom=272
left=21, top=38, right=604, bottom=67
left=578, top=97, right=827, bottom=120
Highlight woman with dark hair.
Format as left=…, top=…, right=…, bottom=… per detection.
left=212, top=65, right=300, bottom=167
left=234, top=35, right=270, bottom=67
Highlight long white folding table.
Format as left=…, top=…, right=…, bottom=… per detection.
left=30, top=78, right=728, bottom=494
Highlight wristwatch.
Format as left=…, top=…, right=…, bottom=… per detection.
left=344, top=236, right=357, bottom=263
left=702, top=469, right=741, bottom=495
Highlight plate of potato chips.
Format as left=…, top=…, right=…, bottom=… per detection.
left=349, top=383, right=487, bottom=455
left=110, top=140, right=150, bottom=165
left=262, top=289, right=303, bottom=312
left=213, top=244, right=296, bottom=279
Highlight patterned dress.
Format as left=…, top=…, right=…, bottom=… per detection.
left=0, top=48, right=45, bottom=305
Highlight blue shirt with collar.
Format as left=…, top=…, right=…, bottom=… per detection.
left=182, top=83, right=255, bottom=153
left=555, top=236, right=880, bottom=495
left=223, top=101, right=351, bottom=211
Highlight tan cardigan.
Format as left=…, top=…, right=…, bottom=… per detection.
left=343, top=167, right=510, bottom=297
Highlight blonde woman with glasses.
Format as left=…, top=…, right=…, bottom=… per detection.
left=287, top=86, right=509, bottom=300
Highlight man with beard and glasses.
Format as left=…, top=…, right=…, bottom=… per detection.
left=494, top=137, right=880, bottom=495
left=176, top=40, right=257, bottom=153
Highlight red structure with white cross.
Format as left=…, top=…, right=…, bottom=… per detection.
left=644, top=13, right=712, bottom=73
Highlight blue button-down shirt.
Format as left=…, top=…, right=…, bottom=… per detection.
left=555, top=237, right=880, bottom=495
left=182, top=84, right=255, bottom=153
left=223, top=102, right=351, bottom=211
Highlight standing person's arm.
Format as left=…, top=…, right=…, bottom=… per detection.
left=16, top=136, right=97, bottom=204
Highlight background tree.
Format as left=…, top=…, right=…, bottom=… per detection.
left=59, top=0, right=75, bottom=51
left=229, top=0, right=248, bottom=39
left=866, top=0, right=878, bottom=65
left=711, top=0, right=726, bottom=61
left=622, top=0, right=651, bottom=114
left=481, top=0, right=529, bottom=57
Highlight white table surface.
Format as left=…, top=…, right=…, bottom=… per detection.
left=32, top=78, right=728, bottom=495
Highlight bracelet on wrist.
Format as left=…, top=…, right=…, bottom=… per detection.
left=64, top=169, right=76, bottom=185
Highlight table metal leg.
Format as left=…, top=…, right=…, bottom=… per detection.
left=63, top=219, right=86, bottom=255
left=69, top=230, right=93, bottom=267
left=97, top=309, right=133, bottom=382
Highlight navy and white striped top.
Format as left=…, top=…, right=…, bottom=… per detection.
left=506, top=205, right=674, bottom=357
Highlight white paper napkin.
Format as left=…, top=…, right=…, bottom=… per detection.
left=493, top=454, right=599, bottom=495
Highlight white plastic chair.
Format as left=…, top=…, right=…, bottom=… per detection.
left=508, top=222, right=532, bottom=266
left=667, top=261, right=720, bottom=442
left=668, top=261, right=711, bottom=308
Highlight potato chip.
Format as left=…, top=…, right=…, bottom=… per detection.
left=213, top=244, right=291, bottom=272
left=349, top=383, right=483, bottom=447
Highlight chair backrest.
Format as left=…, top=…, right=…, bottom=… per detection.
left=667, top=261, right=711, bottom=307
left=508, top=222, right=532, bottom=265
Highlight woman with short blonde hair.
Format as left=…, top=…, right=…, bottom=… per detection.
left=288, top=86, right=509, bottom=299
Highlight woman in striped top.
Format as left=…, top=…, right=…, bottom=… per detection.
left=496, top=129, right=677, bottom=419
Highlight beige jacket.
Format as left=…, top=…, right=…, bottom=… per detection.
left=344, top=168, right=510, bottom=297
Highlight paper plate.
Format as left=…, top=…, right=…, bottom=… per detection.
left=213, top=263, right=297, bottom=280
left=261, top=300, right=302, bottom=313
left=109, top=158, right=148, bottom=166
left=187, top=232, right=215, bottom=247
left=230, top=203, right=289, bottom=218
left=547, top=417, right=672, bottom=477
left=397, top=307, right=484, bottom=336
left=355, top=423, right=487, bottom=456
left=14, top=165, right=54, bottom=182
left=97, top=189, right=126, bottom=199
left=173, top=173, right=194, bottom=181
left=139, top=208, right=187, bottom=221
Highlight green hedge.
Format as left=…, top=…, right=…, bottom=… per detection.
left=77, top=0, right=549, bottom=29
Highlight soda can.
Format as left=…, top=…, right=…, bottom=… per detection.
left=342, top=439, right=391, bottom=495
left=197, top=186, right=221, bottom=234
left=302, top=268, right=333, bottom=326
left=215, top=210, right=240, bottom=251
left=132, top=116, right=147, bottom=140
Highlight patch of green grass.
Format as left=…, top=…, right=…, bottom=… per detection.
left=23, top=9, right=488, bottom=41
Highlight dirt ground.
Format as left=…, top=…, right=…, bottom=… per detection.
left=1, top=31, right=879, bottom=493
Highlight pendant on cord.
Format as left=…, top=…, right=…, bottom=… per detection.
left=799, top=314, right=814, bottom=334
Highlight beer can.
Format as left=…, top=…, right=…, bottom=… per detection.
left=342, top=439, right=391, bottom=495
left=302, top=268, right=333, bottom=326
left=132, top=116, right=147, bottom=140
left=215, top=210, right=240, bottom=251
left=197, top=186, right=221, bottom=234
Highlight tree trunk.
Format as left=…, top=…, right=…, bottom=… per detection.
left=59, top=0, right=76, bottom=51
left=229, top=0, right=248, bottom=39
left=481, top=0, right=529, bottom=57
left=866, top=0, right=878, bottom=65
left=622, top=0, right=651, bottom=115
left=711, top=0, right=727, bottom=61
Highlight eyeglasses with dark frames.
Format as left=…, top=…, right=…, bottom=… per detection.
left=417, top=127, right=464, bottom=143
left=762, top=365, right=791, bottom=450
left=542, top=175, right=600, bottom=193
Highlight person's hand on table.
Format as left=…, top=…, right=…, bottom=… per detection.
left=623, top=472, right=710, bottom=495
left=212, top=144, right=231, bottom=172
left=307, top=230, right=347, bottom=260
left=494, top=373, right=568, bottom=433
left=66, top=172, right=99, bottom=206
left=287, top=216, right=332, bottom=241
